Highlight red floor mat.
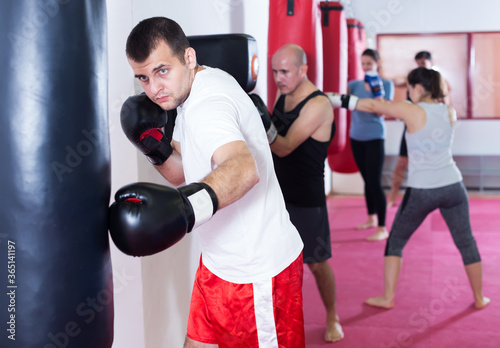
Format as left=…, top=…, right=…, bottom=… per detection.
left=303, top=195, right=500, bottom=347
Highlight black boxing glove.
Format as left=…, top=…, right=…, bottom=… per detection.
left=120, top=93, right=173, bottom=165
left=249, top=93, right=278, bottom=144
left=108, top=182, right=218, bottom=256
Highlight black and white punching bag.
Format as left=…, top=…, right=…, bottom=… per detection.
left=0, top=1, right=113, bottom=347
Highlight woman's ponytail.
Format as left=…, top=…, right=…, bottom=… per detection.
left=407, top=67, right=445, bottom=100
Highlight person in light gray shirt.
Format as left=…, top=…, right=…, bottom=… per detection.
left=328, top=66, right=490, bottom=310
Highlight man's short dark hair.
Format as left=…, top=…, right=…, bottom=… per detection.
left=126, top=17, right=189, bottom=63
left=414, top=51, right=432, bottom=61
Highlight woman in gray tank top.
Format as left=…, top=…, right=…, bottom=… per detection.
left=328, top=67, right=490, bottom=310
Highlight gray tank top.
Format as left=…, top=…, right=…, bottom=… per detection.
left=406, top=102, right=462, bottom=188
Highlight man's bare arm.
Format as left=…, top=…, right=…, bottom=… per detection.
left=155, top=140, right=185, bottom=186
left=202, top=140, right=259, bottom=209
left=271, top=96, right=333, bottom=157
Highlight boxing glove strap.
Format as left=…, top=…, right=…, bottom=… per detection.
left=340, top=94, right=358, bottom=110
left=179, top=183, right=219, bottom=232
left=326, top=92, right=358, bottom=111
left=267, top=123, right=278, bottom=144
left=194, top=182, right=219, bottom=215
left=140, top=133, right=173, bottom=166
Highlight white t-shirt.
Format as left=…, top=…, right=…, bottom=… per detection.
left=173, top=66, right=303, bottom=284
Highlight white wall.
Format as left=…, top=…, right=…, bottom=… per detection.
left=107, top=0, right=500, bottom=345
left=106, top=0, right=147, bottom=347
left=343, top=0, right=500, bottom=35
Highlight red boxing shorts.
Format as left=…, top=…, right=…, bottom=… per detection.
left=187, top=254, right=305, bottom=347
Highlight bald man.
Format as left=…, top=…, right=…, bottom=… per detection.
left=269, top=44, right=343, bottom=343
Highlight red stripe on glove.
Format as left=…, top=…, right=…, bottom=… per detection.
left=140, top=128, right=163, bottom=142
left=125, top=198, right=142, bottom=203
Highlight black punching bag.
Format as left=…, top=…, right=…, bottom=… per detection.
left=0, top=1, right=113, bottom=347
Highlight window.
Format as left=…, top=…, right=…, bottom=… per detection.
left=471, top=32, right=500, bottom=118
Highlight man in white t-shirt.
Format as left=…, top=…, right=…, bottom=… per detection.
left=110, top=17, right=305, bottom=348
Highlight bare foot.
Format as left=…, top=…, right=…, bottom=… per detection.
left=357, top=221, right=377, bottom=230
left=475, top=296, right=491, bottom=309
left=365, top=296, right=394, bottom=309
left=387, top=200, right=397, bottom=208
left=324, top=321, right=344, bottom=343
left=367, top=228, right=389, bottom=241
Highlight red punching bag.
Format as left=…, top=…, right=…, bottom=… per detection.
left=268, top=0, right=322, bottom=106
left=328, top=18, right=366, bottom=173
left=320, top=1, right=347, bottom=160
left=347, top=18, right=366, bottom=81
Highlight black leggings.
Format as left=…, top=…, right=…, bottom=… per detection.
left=385, top=182, right=481, bottom=265
left=351, top=138, right=386, bottom=227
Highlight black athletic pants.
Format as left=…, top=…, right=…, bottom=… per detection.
left=351, top=138, right=386, bottom=227
left=385, top=182, right=481, bottom=265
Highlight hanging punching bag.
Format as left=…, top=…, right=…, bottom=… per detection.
left=347, top=18, right=366, bottom=81
left=328, top=18, right=366, bottom=174
left=0, top=1, right=113, bottom=347
left=320, top=1, right=347, bottom=162
left=268, top=0, right=322, bottom=106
